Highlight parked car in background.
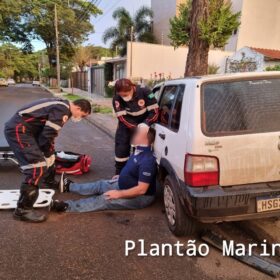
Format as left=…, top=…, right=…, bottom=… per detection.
left=0, top=78, right=8, bottom=87
left=153, top=71, right=280, bottom=236
left=7, top=78, right=16, bottom=85
left=32, top=80, right=40, bottom=86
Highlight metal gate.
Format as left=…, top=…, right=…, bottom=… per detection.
left=71, top=71, right=88, bottom=91
left=90, top=65, right=105, bottom=96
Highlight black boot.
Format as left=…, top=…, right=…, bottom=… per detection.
left=13, top=183, right=47, bottom=223
left=41, top=165, right=59, bottom=189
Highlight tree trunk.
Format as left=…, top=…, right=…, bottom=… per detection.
left=184, top=0, right=209, bottom=77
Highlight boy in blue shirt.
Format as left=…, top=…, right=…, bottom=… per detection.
left=52, top=125, right=157, bottom=213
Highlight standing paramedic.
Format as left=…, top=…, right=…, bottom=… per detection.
left=112, top=78, right=159, bottom=175
left=4, top=98, right=91, bottom=223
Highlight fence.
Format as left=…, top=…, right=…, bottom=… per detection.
left=90, top=65, right=105, bottom=96
left=71, top=71, right=88, bottom=92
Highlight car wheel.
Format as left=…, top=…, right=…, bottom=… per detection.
left=164, top=175, right=197, bottom=236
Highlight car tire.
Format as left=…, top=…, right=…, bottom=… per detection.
left=163, top=175, right=197, bottom=236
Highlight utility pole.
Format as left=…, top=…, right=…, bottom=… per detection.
left=54, top=4, right=60, bottom=90
left=129, top=26, right=134, bottom=78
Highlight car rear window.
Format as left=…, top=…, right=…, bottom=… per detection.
left=202, top=78, right=280, bottom=136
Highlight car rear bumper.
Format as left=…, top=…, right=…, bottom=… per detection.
left=179, top=180, right=280, bottom=223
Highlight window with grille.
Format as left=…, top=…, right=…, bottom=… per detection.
left=202, top=78, right=280, bottom=136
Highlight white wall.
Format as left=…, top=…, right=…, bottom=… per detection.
left=224, top=0, right=244, bottom=51
left=236, top=0, right=280, bottom=50
left=225, top=47, right=264, bottom=73
left=126, top=42, right=233, bottom=79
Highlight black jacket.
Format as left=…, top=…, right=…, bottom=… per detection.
left=112, top=86, right=159, bottom=129
left=5, top=98, right=71, bottom=157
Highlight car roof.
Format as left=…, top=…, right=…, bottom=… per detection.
left=157, top=71, right=280, bottom=85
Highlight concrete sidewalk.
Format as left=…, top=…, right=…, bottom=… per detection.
left=61, top=87, right=117, bottom=138
left=62, top=87, right=112, bottom=108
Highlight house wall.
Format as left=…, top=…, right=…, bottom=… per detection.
left=225, top=47, right=264, bottom=73
left=151, top=0, right=184, bottom=45
left=226, top=0, right=280, bottom=51
left=126, top=42, right=233, bottom=79
left=224, top=0, right=244, bottom=51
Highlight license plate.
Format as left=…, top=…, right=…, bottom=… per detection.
left=257, top=196, right=280, bottom=213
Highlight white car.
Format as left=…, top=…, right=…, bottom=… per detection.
left=7, top=78, right=16, bottom=85
left=0, top=78, right=8, bottom=87
left=32, top=80, right=40, bottom=86
left=153, top=71, right=280, bottom=236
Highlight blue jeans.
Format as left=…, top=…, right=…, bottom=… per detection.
left=65, top=180, right=155, bottom=213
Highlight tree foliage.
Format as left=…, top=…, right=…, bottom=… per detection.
left=73, top=45, right=93, bottom=71
left=72, top=45, right=113, bottom=71
left=23, top=1, right=101, bottom=66
left=0, top=1, right=32, bottom=52
left=0, top=43, right=42, bottom=79
left=103, top=6, right=156, bottom=56
left=169, top=2, right=191, bottom=48
left=266, top=65, right=280, bottom=71
left=199, top=0, right=240, bottom=48
left=169, top=0, right=240, bottom=76
left=0, top=0, right=102, bottom=75
left=169, top=0, right=240, bottom=49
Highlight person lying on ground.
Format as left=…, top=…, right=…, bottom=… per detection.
left=52, top=125, right=157, bottom=213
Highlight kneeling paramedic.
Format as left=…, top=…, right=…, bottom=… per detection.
left=52, top=125, right=157, bottom=213
left=4, top=98, right=92, bottom=223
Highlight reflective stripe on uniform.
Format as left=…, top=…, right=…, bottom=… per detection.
left=18, top=101, right=69, bottom=116
left=126, top=108, right=147, bottom=116
left=21, top=161, right=47, bottom=171
left=147, top=104, right=159, bottom=111
left=115, top=110, right=127, bottom=117
left=45, top=120, right=62, bottom=131
left=115, top=156, right=129, bottom=162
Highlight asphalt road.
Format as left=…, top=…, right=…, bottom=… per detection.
left=0, top=85, right=270, bottom=280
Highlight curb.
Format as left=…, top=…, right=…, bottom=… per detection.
left=86, top=115, right=116, bottom=139
left=41, top=84, right=64, bottom=97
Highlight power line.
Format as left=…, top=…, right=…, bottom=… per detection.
left=95, top=0, right=102, bottom=7
left=76, top=0, right=97, bottom=23
left=93, top=0, right=123, bottom=24
left=75, top=0, right=92, bottom=22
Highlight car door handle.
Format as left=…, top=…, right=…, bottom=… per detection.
left=159, top=133, right=166, bottom=140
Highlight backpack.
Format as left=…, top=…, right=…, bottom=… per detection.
left=55, top=151, right=92, bottom=175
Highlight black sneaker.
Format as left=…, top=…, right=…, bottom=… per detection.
left=51, top=200, right=69, bottom=212
left=13, top=208, right=47, bottom=223
left=59, top=172, right=73, bottom=193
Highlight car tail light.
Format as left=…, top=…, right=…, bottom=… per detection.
left=184, top=154, right=219, bottom=187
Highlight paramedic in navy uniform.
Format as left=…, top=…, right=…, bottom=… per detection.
left=112, top=78, right=159, bottom=175
left=4, top=98, right=91, bottom=223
